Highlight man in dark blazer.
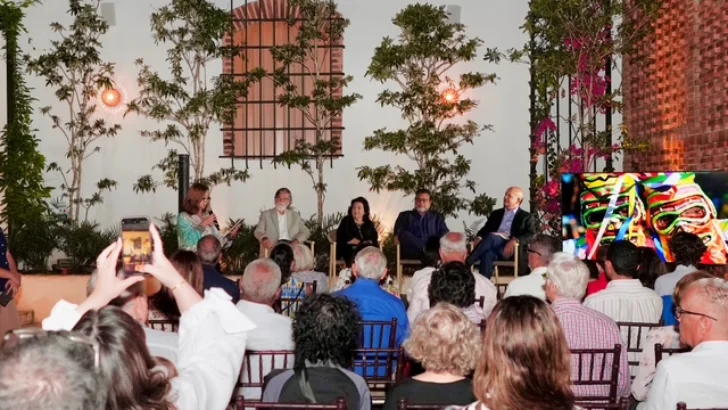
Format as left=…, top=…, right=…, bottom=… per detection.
left=467, top=187, right=538, bottom=279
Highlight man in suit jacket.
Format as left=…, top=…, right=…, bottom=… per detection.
left=394, top=189, right=449, bottom=260
left=254, top=188, right=311, bottom=256
left=467, top=186, right=538, bottom=279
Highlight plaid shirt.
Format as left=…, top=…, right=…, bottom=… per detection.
left=551, top=299, right=630, bottom=399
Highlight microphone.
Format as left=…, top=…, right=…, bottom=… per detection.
left=206, top=209, right=220, bottom=230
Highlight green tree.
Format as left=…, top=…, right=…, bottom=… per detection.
left=261, top=0, right=361, bottom=226
left=126, top=0, right=252, bottom=192
left=25, top=0, right=119, bottom=223
left=358, top=4, right=497, bottom=218
left=0, top=0, right=51, bottom=242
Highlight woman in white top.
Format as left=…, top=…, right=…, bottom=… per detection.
left=43, top=225, right=255, bottom=410
left=454, top=296, right=576, bottom=410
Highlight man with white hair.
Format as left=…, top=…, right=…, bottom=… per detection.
left=546, top=252, right=630, bottom=399
left=407, top=232, right=497, bottom=323
left=334, top=246, right=409, bottom=346
left=504, top=234, right=560, bottom=300
left=236, top=258, right=294, bottom=350
left=644, top=278, right=728, bottom=409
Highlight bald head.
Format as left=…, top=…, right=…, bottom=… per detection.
left=504, top=187, right=524, bottom=211
left=440, top=232, right=467, bottom=263
left=240, top=259, right=282, bottom=305
left=197, top=235, right=222, bottom=265
left=680, top=278, right=728, bottom=344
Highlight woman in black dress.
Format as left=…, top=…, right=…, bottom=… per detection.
left=336, top=197, right=379, bottom=263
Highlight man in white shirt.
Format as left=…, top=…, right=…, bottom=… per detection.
left=407, top=232, right=497, bottom=323
left=584, top=240, right=662, bottom=323
left=654, top=231, right=705, bottom=297
left=87, top=271, right=178, bottom=363
left=254, top=188, right=311, bottom=255
left=504, top=234, right=560, bottom=300
left=644, top=277, right=728, bottom=409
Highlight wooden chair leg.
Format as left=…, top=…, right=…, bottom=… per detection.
left=514, top=242, right=519, bottom=278
left=396, top=243, right=403, bottom=294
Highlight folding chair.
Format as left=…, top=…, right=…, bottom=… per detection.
left=615, top=321, right=661, bottom=378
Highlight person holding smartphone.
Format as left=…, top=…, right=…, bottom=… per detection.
left=177, top=182, right=240, bottom=251
left=0, top=229, right=22, bottom=338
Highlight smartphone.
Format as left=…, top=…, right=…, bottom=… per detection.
left=121, top=217, right=153, bottom=276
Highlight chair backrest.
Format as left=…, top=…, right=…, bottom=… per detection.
left=676, top=403, right=728, bottom=410
left=279, top=281, right=308, bottom=318
left=496, top=283, right=508, bottom=301
left=615, top=321, right=661, bottom=377
left=478, top=319, right=487, bottom=334
left=655, top=343, right=691, bottom=366
left=570, top=344, right=622, bottom=403
left=577, top=398, right=630, bottom=409
left=148, top=319, right=179, bottom=332
left=397, top=399, right=449, bottom=410
left=237, top=350, right=296, bottom=401
left=233, top=396, right=347, bottom=410
left=359, top=319, right=397, bottom=348
left=353, top=346, right=405, bottom=391
left=477, top=296, right=485, bottom=308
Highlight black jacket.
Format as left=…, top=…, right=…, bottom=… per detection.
left=336, top=216, right=379, bottom=263
left=476, top=208, right=538, bottom=245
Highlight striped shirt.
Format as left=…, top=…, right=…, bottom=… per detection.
left=583, top=279, right=663, bottom=324
left=552, top=299, right=631, bottom=399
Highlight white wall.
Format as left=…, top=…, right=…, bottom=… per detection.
left=19, top=0, right=534, bottom=232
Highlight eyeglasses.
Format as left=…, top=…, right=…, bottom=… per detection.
left=201, top=196, right=211, bottom=201
left=3, top=328, right=100, bottom=369
left=527, top=247, right=542, bottom=256
left=675, top=307, right=718, bottom=322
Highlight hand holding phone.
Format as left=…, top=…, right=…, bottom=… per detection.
left=121, top=217, right=153, bottom=276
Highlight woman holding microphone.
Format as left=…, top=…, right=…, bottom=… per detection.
left=177, top=182, right=239, bottom=251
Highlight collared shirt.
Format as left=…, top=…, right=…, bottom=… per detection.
left=551, top=298, right=630, bottom=399
left=143, top=327, right=178, bottom=364
left=394, top=210, right=448, bottom=242
left=504, top=266, right=547, bottom=300
left=631, top=326, right=680, bottom=401
left=654, top=264, right=697, bottom=296
left=202, top=264, right=240, bottom=303
left=583, top=279, right=663, bottom=324
left=406, top=267, right=497, bottom=325
left=644, top=341, right=728, bottom=410
left=496, top=208, right=518, bottom=234
left=334, top=278, right=409, bottom=347
left=278, top=211, right=290, bottom=240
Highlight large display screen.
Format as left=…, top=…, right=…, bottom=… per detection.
left=562, top=172, right=728, bottom=264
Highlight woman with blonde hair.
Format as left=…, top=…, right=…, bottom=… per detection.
left=384, top=303, right=480, bottom=410
left=291, top=243, right=329, bottom=293
left=459, top=295, right=575, bottom=410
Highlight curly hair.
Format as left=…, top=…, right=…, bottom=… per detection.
left=428, top=261, right=475, bottom=308
left=271, top=243, right=295, bottom=284
left=474, top=296, right=574, bottom=410
left=293, top=294, right=362, bottom=368
left=404, top=302, right=481, bottom=375
left=669, top=231, right=707, bottom=266
left=73, top=306, right=176, bottom=410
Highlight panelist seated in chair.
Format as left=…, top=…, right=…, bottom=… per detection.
left=337, top=196, right=379, bottom=264
left=467, top=187, right=537, bottom=279
left=394, top=189, right=449, bottom=260
left=255, top=187, right=311, bottom=256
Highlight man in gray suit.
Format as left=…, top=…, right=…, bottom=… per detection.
left=254, top=188, right=311, bottom=255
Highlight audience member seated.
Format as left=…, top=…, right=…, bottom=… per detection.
left=271, top=243, right=306, bottom=313
left=406, top=237, right=440, bottom=305
left=177, top=182, right=236, bottom=251
left=429, top=262, right=485, bottom=324
left=504, top=234, right=560, bottom=300
left=644, top=277, right=728, bottom=409
left=236, top=259, right=294, bottom=351
left=466, top=187, right=538, bottom=279
left=383, top=303, right=479, bottom=410
left=148, top=249, right=206, bottom=320
left=87, top=269, right=178, bottom=363
left=262, top=294, right=371, bottom=410
left=637, top=246, right=667, bottom=290
left=337, top=196, right=380, bottom=264
left=255, top=187, right=311, bottom=256
left=0, top=331, right=106, bottom=410
left=453, top=296, right=577, bottom=410
left=584, top=240, right=663, bottom=323
left=585, top=246, right=609, bottom=297
left=42, top=228, right=256, bottom=410
left=657, top=232, right=706, bottom=325
left=546, top=252, right=630, bottom=399
left=632, top=270, right=714, bottom=405
left=197, top=235, right=240, bottom=303
left=334, top=246, right=409, bottom=347
left=332, top=244, right=399, bottom=296
left=407, top=232, right=497, bottom=323
left=292, top=243, right=329, bottom=294
left=394, top=189, right=448, bottom=260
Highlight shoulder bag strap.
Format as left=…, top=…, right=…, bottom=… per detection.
left=294, top=365, right=317, bottom=404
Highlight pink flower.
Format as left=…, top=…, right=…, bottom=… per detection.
left=535, top=118, right=557, bottom=138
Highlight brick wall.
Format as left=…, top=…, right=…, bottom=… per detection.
left=623, top=0, right=728, bottom=171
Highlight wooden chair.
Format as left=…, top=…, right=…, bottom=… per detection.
left=570, top=344, right=623, bottom=404
left=396, top=399, right=449, bottom=410
left=615, top=321, right=661, bottom=378
left=676, top=403, right=728, bottom=410
left=148, top=319, right=179, bottom=332
left=478, top=318, right=487, bottom=334
left=496, top=283, right=508, bottom=300
left=327, top=230, right=342, bottom=284
left=235, top=350, right=295, bottom=401
left=396, top=242, right=422, bottom=296
left=232, top=396, right=347, bottom=410
left=277, top=281, right=317, bottom=318
left=577, top=398, right=630, bottom=409
left=655, top=343, right=691, bottom=365
left=493, top=242, right=520, bottom=283
left=353, top=346, right=405, bottom=393
left=359, top=319, right=397, bottom=348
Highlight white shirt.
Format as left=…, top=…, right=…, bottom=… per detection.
left=144, top=327, right=178, bottom=364
left=43, top=289, right=256, bottom=410
left=406, top=265, right=498, bottom=324
left=644, top=341, right=728, bottom=410
left=278, top=212, right=290, bottom=240
left=504, top=266, right=547, bottom=300
left=583, top=279, right=663, bottom=323
left=654, top=264, right=697, bottom=296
